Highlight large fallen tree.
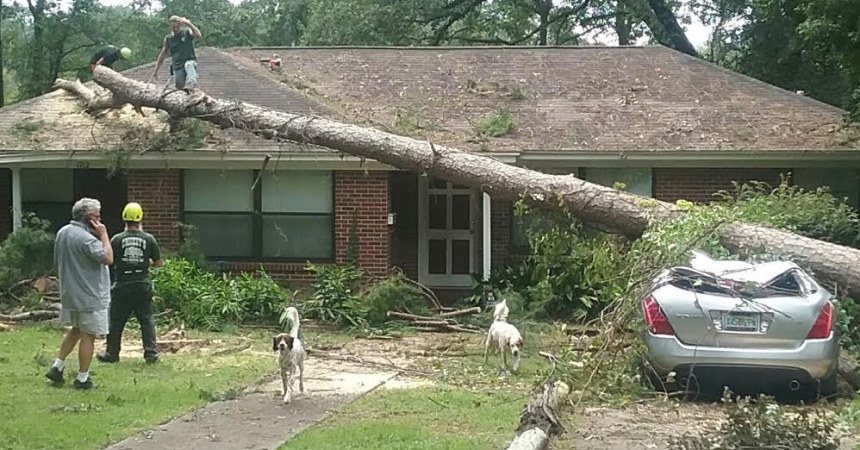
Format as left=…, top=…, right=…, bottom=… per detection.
left=54, top=67, right=860, bottom=302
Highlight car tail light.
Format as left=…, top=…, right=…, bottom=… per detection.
left=807, top=302, right=834, bottom=339
left=642, top=296, right=675, bottom=335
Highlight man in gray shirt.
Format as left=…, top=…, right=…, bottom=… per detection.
left=45, top=198, right=114, bottom=389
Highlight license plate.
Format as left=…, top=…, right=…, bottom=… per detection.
left=722, top=312, right=760, bottom=332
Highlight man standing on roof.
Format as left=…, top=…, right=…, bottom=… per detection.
left=97, top=202, right=163, bottom=365
left=91, top=45, right=131, bottom=71
left=151, top=15, right=202, bottom=92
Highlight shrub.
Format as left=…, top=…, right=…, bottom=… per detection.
left=152, top=258, right=291, bottom=330
left=670, top=391, right=842, bottom=450
left=0, top=214, right=55, bottom=291
left=303, top=263, right=366, bottom=328
left=717, top=176, right=860, bottom=248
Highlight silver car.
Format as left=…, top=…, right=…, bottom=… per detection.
left=642, top=252, right=839, bottom=397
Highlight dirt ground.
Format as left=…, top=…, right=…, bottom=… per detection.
left=100, top=329, right=860, bottom=450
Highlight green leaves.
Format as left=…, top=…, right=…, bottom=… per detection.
left=152, top=258, right=292, bottom=330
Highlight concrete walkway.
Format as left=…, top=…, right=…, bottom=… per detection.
left=105, top=359, right=397, bottom=450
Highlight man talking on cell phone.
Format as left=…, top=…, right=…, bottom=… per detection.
left=45, top=198, right=113, bottom=390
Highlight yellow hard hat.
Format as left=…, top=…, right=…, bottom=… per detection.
left=122, top=202, right=143, bottom=222
left=120, top=47, right=132, bottom=59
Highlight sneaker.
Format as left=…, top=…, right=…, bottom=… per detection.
left=73, top=378, right=96, bottom=390
left=144, top=355, right=159, bottom=364
left=96, top=352, right=119, bottom=363
left=45, top=367, right=64, bottom=385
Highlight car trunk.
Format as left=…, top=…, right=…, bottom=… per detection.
left=651, top=267, right=827, bottom=350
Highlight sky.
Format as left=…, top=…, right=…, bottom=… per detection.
left=9, top=0, right=715, bottom=49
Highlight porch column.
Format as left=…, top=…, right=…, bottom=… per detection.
left=482, top=192, right=491, bottom=281
left=11, top=167, right=22, bottom=232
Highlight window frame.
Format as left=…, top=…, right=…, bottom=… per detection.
left=180, top=169, right=336, bottom=263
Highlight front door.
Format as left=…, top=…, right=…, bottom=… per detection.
left=418, top=178, right=476, bottom=287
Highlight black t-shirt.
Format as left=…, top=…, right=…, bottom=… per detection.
left=91, top=45, right=121, bottom=68
left=110, top=230, right=161, bottom=286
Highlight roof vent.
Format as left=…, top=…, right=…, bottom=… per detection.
left=796, top=90, right=806, bottom=96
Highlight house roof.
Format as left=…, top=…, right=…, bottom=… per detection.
left=229, top=46, right=857, bottom=153
left=0, top=45, right=857, bottom=158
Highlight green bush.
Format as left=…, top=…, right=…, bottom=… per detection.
left=152, top=258, right=291, bottom=330
left=303, top=263, right=365, bottom=328
left=717, top=177, right=860, bottom=248
left=0, top=214, right=55, bottom=291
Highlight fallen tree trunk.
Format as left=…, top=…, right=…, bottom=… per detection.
left=0, top=310, right=59, bottom=321
left=507, top=381, right=570, bottom=450
left=59, top=67, right=860, bottom=300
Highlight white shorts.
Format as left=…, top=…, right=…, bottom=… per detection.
left=60, top=308, right=109, bottom=336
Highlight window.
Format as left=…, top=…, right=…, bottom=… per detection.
left=21, top=169, right=74, bottom=232
left=793, top=169, right=859, bottom=209
left=183, top=170, right=334, bottom=260
left=584, top=168, right=652, bottom=197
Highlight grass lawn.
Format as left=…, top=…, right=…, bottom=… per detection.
left=283, top=387, right=527, bottom=450
left=0, top=322, right=276, bottom=450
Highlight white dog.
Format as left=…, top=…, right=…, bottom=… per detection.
left=484, top=298, right=524, bottom=372
left=273, top=306, right=305, bottom=404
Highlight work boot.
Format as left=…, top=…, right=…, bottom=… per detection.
left=96, top=352, right=119, bottom=363
left=45, top=367, right=64, bottom=385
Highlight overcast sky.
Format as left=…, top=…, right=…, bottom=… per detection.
left=9, top=0, right=715, bottom=49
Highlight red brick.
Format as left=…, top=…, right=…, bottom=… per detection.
left=126, top=170, right=181, bottom=251
left=653, top=168, right=786, bottom=203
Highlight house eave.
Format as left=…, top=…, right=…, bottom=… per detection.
left=516, top=150, right=860, bottom=168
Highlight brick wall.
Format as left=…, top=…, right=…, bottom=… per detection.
left=126, top=170, right=181, bottom=251
left=334, top=171, right=390, bottom=277
left=653, top=168, right=787, bottom=203
left=0, top=169, right=10, bottom=240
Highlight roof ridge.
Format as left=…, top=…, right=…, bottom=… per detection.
left=245, top=45, right=652, bottom=51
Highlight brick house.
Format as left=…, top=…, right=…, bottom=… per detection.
left=0, top=46, right=858, bottom=296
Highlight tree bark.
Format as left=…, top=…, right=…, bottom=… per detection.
left=507, top=381, right=570, bottom=450
left=645, top=0, right=698, bottom=57
left=60, top=67, right=860, bottom=301
left=614, top=0, right=633, bottom=45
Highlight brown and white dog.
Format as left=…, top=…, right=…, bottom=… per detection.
left=272, top=306, right=305, bottom=404
left=484, top=298, right=524, bottom=372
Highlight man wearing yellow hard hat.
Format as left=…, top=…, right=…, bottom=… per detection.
left=90, top=45, right=132, bottom=71
left=97, top=202, right=164, bottom=364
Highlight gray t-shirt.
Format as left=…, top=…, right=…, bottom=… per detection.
left=55, top=220, right=111, bottom=312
